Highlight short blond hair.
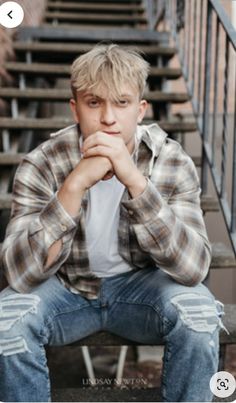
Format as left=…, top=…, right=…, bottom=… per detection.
left=70, top=44, right=150, bottom=100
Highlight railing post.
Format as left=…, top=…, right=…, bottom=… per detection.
left=201, top=1, right=213, bottom=194
left=231, top=65, right=236, bottom=233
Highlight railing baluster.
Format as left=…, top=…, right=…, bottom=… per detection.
left=197, top=0, right=203, bottom=116
left=212, top=17, right=220, bottom=167
left=201, top=1, right=213, bottom=194
left=192, top=0, right=197, bottom=96
left=220, top=36, right=230, bottom=198
left=186, top=0, right=192, bottom=84
left=231, top=63, right=236, bottom=233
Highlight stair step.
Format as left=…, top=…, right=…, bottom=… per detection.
left=0, top=193, right=218, bottom=213
left=5, top=62, right=182, bottom=80
left=18, top=26, right=168, bottom=43
left=0, top=149, right=200, bottom=169
left=201, top=196, right=219, bottom=212
left=0, top=237, right=234, bottom=270
left=211, top=243, right=236, bottom=268
left=0, top=118, right=197, bottom=133
left=44, top=12, right=147, bottom=24
left=13, top=42, right=176, bottom=57
left=51, top=387, right=161, bottom=402
left=0, top=88, right=189, bottom=103
left=47, top=2, right=145, bottom=13
left=191, top=156, right=201, bottom=166
left=0, top=152, right=24, bottom=165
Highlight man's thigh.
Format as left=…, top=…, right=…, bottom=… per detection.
left=0, top=275, right=102, bottom=347
left=104, top=268, right=222, bottom=343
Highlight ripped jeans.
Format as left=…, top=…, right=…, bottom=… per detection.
left=0, top=268, right=224, bottom=402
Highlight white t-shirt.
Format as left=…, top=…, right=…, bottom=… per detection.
left=85, top=175, right=133, bottom=277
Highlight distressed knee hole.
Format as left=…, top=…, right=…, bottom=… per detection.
left=0, top=336, right=31, bottom=356
left=170, top=293, right=228, bottom=334
left=0, top=294, right=40, bottom=332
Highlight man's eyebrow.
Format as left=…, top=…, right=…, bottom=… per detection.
left=119, top=93, right=133, bottom=98
left=83, top=93, right=100, bottom=98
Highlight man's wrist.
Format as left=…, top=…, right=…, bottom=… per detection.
left=126, top=173, right=147, bottom=198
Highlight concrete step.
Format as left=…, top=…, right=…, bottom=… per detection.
left=5, top=62, right=182, bottom=80
left=0, top=88, right=189, bottom=103
left=0, top=117, right=197, bottom=133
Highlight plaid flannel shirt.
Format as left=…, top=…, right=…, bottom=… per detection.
left=2, top=123, right=212, bottom=299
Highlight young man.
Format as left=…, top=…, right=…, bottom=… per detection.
left=0, top=44, right=224, bottom=402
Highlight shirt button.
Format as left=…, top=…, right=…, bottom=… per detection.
left=60, top=224, right=67, bottom=232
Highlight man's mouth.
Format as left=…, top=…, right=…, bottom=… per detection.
left=103, top=131, right=120, bottom=135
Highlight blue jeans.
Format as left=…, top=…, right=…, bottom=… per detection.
left=0, top=268, right=224, bottom=402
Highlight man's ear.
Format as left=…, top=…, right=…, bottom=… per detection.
left=69, top=98, right=79, bottom=123
left=137, top=100, right=148, bottom=124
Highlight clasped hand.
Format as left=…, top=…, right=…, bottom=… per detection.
left=82, top=131, right=140, bottom=188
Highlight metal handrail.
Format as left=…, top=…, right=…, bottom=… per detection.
left=145, top=0, right=236, bottom=256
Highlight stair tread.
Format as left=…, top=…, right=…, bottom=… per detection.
left=0, top=152, right=25, bottom=164
left=51, top=387, right=161, bottom=402
left=0, top=193, right=218, bottom=211
left=211, top=242, right=236, bottom=268
left=0, top=235, right=234, bottom=269
left=0, top=117, right=197, bottom=132
left=5, top=62, right=182, bottom=79
left=0, top=88, right=189, bottom=103
left=17, top=26, right=168, bottom=43
left=13, top=42, right=176, bottom=56
left=47, top=2, right=145, bottom=12
left=45, top=11, right=147, bottom=23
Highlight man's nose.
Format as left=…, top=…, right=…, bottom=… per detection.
left=100, top=104, right=116, bottom=125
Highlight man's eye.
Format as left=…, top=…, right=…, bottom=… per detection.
left=88, top=100, right=99, bottom=107
left=117, top=99, right=128, bottom=106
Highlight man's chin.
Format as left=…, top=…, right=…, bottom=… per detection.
left=102, top=171, right=114, bottom=181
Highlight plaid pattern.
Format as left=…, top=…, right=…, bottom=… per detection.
left=2, top=124, right=211, bottom=299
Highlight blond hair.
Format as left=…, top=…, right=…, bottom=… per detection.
left=70, top=44, right=149, bottom=101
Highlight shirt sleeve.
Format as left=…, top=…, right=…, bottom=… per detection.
left=2, top=155, right=80, bottom=293
left=122, top=151, right=212, bottom=286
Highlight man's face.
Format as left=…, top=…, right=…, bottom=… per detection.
left=70, top=84, right=148, bottom=153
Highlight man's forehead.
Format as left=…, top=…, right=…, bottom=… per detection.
left=78, top=85, right=138, bottom=99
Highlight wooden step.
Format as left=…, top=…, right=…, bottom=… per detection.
left=51, top=387, right=161, bottom=402
left=191, top=156, right=201, bottom=166
left=0, top=152, right=24, bottom=165
left=0, top=215, right=234, bottom=270
left=5, top=62, right=182, bottom=80
left=0, top=146, right=200, bottom=169
left=13, top=42, right=176, bottom=57
left=0, top=194, right=12, bottom=209
left=201, top=195, right=219, bottom=212
left=18, top=26, right=168, bottom=44
left=44, top=12, right=147, bottom=24
left=47, top=2, right=145, bottom=13
left=0, top=88, right=189, bottom=103
left=0, top=117, right=197, bottom=133
left=211, top=243, right=236, bottom=268
left=0, top=193, right=218, bottom=212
